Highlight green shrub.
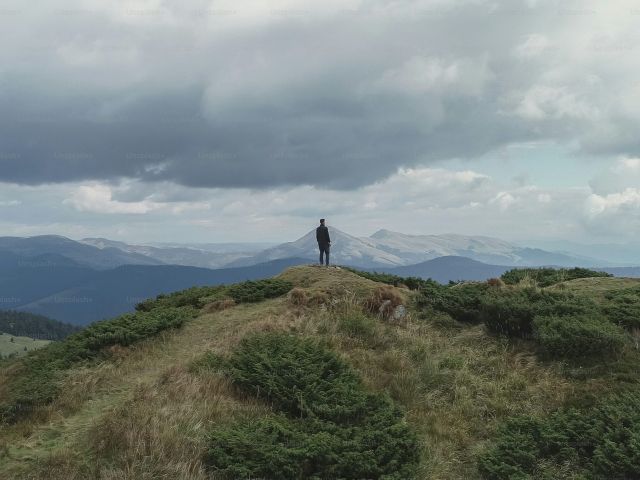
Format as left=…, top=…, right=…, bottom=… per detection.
left=137, top=279, right=292, bottom=312
left=501, top=267, right=611, bottom=288
left=206, top=415, right=310, bottom=479
left=534, top=315, right=627, bottom=358
left=136, top=286, right=227, bottom=311
left=205, top=333, right=420, bottom=479
left=226, top=333, right=365, bottom=421
left=226, top=279, right=293, bottom=303
left=479, top=289, right=539, bottom=337
left=480, top=289, right=597, bottom=338
left=344, top=268, right=435, bottom=290
left=417, top=282, right=488, bottom=323
left=478, top=391, right=640, bottom=480
left=603, top=286, right=640, bottom=330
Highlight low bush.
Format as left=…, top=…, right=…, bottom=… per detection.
left=137, top=279, right=293, bottom=312
left=226, top=333, right=364, bottom=421
left=501, top=267, right=611, bottom=287
left=205, top=333, right=420, bottom=479
left=480, top=289, right=597, bottom=338
left=603, top=286, right=640, bottom=330
left=417, top=282, right=489, bottom=324
left=136, top=286, right=226, bottom=311
left=226, top=279, right=293, bottom=303
left=478, top=391, right=640, bottom=480
left=534, top=315, right=627, bottom=358
left=344, top=268, right=435, bottom=290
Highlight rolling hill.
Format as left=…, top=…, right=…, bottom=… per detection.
left=1, top=266, right=638, bottom=479
left=379, top=255, right=512, bottom=283
left=7, top=258, right=308, bottom=325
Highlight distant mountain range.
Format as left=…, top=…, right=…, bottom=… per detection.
left=80, top=238, right=264, bottom=269
left=379, top=256, right=512, bottom=283
left=10, top=229, right=611, bottom=270
left=225, top=228, right=612, bottom=269
left=0, top=235, right=163, bottom=269
left=0, top=232, right=635, bottom=326
left=0, top=254, right=307, bottom=325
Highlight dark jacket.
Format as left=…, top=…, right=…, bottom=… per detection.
left=316, top=225, right=331, bottom=246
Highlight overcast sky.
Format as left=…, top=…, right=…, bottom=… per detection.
left=1, top=0, right=640, bottom=244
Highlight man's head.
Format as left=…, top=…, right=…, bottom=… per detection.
left=320, top=218, right=325, bottom=225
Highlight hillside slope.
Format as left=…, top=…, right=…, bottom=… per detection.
left=4, top=258, right=307, bottom=325
left=0, top=267, right=638, bottom=479
left=0, top=332, right=50, bottom=358
left=380, top=255, right=511, bottom=282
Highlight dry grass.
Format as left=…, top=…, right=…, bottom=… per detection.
left=202, top=298, right=236, bottom=313
left=287, top=287, right=308, bottom=306
left=364, top=285, right=405, bottom=319
left=0, top=266, right=609, bottom=479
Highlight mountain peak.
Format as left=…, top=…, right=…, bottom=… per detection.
left=370, top=229, right=399, bottom=239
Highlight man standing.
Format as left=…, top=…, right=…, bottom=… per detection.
left=316, top=219, right=331, bottom=266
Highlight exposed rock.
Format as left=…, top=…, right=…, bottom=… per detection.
left=392, top=305, right=407, bottom=322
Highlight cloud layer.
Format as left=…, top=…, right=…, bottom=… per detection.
left=1, top=0, right=640, bottom=190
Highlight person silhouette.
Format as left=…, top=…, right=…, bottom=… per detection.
left=316, top=219, right=331, bottom=266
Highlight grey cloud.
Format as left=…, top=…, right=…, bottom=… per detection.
left=0, top=0, right=635, bottom=189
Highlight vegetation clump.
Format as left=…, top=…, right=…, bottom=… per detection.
left=501, top=267, right=611, bottom=287
left=603, top=285, right=640, bottom=330
left=479, top=289, right=596, bottom=338
left=344, top=268, right=434, bottom=290
left=419, top=282, right=489, bottom=324
left=204, top=332, right=420, bottom=479
left=136, top=278, right=293, bottom=311
left=534, top=314, right=627, bottom=358
left=478, top=390, right=640, bottom=480
left=226, top=279, right=293, bottom=303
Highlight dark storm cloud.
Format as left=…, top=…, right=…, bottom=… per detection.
left=0, top=0, right=635, bottom=189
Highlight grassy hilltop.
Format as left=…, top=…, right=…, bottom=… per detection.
left=0, top=265, right=639, bottom=479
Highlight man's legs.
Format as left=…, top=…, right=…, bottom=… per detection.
left=318, top=245, right=330, bottom=265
